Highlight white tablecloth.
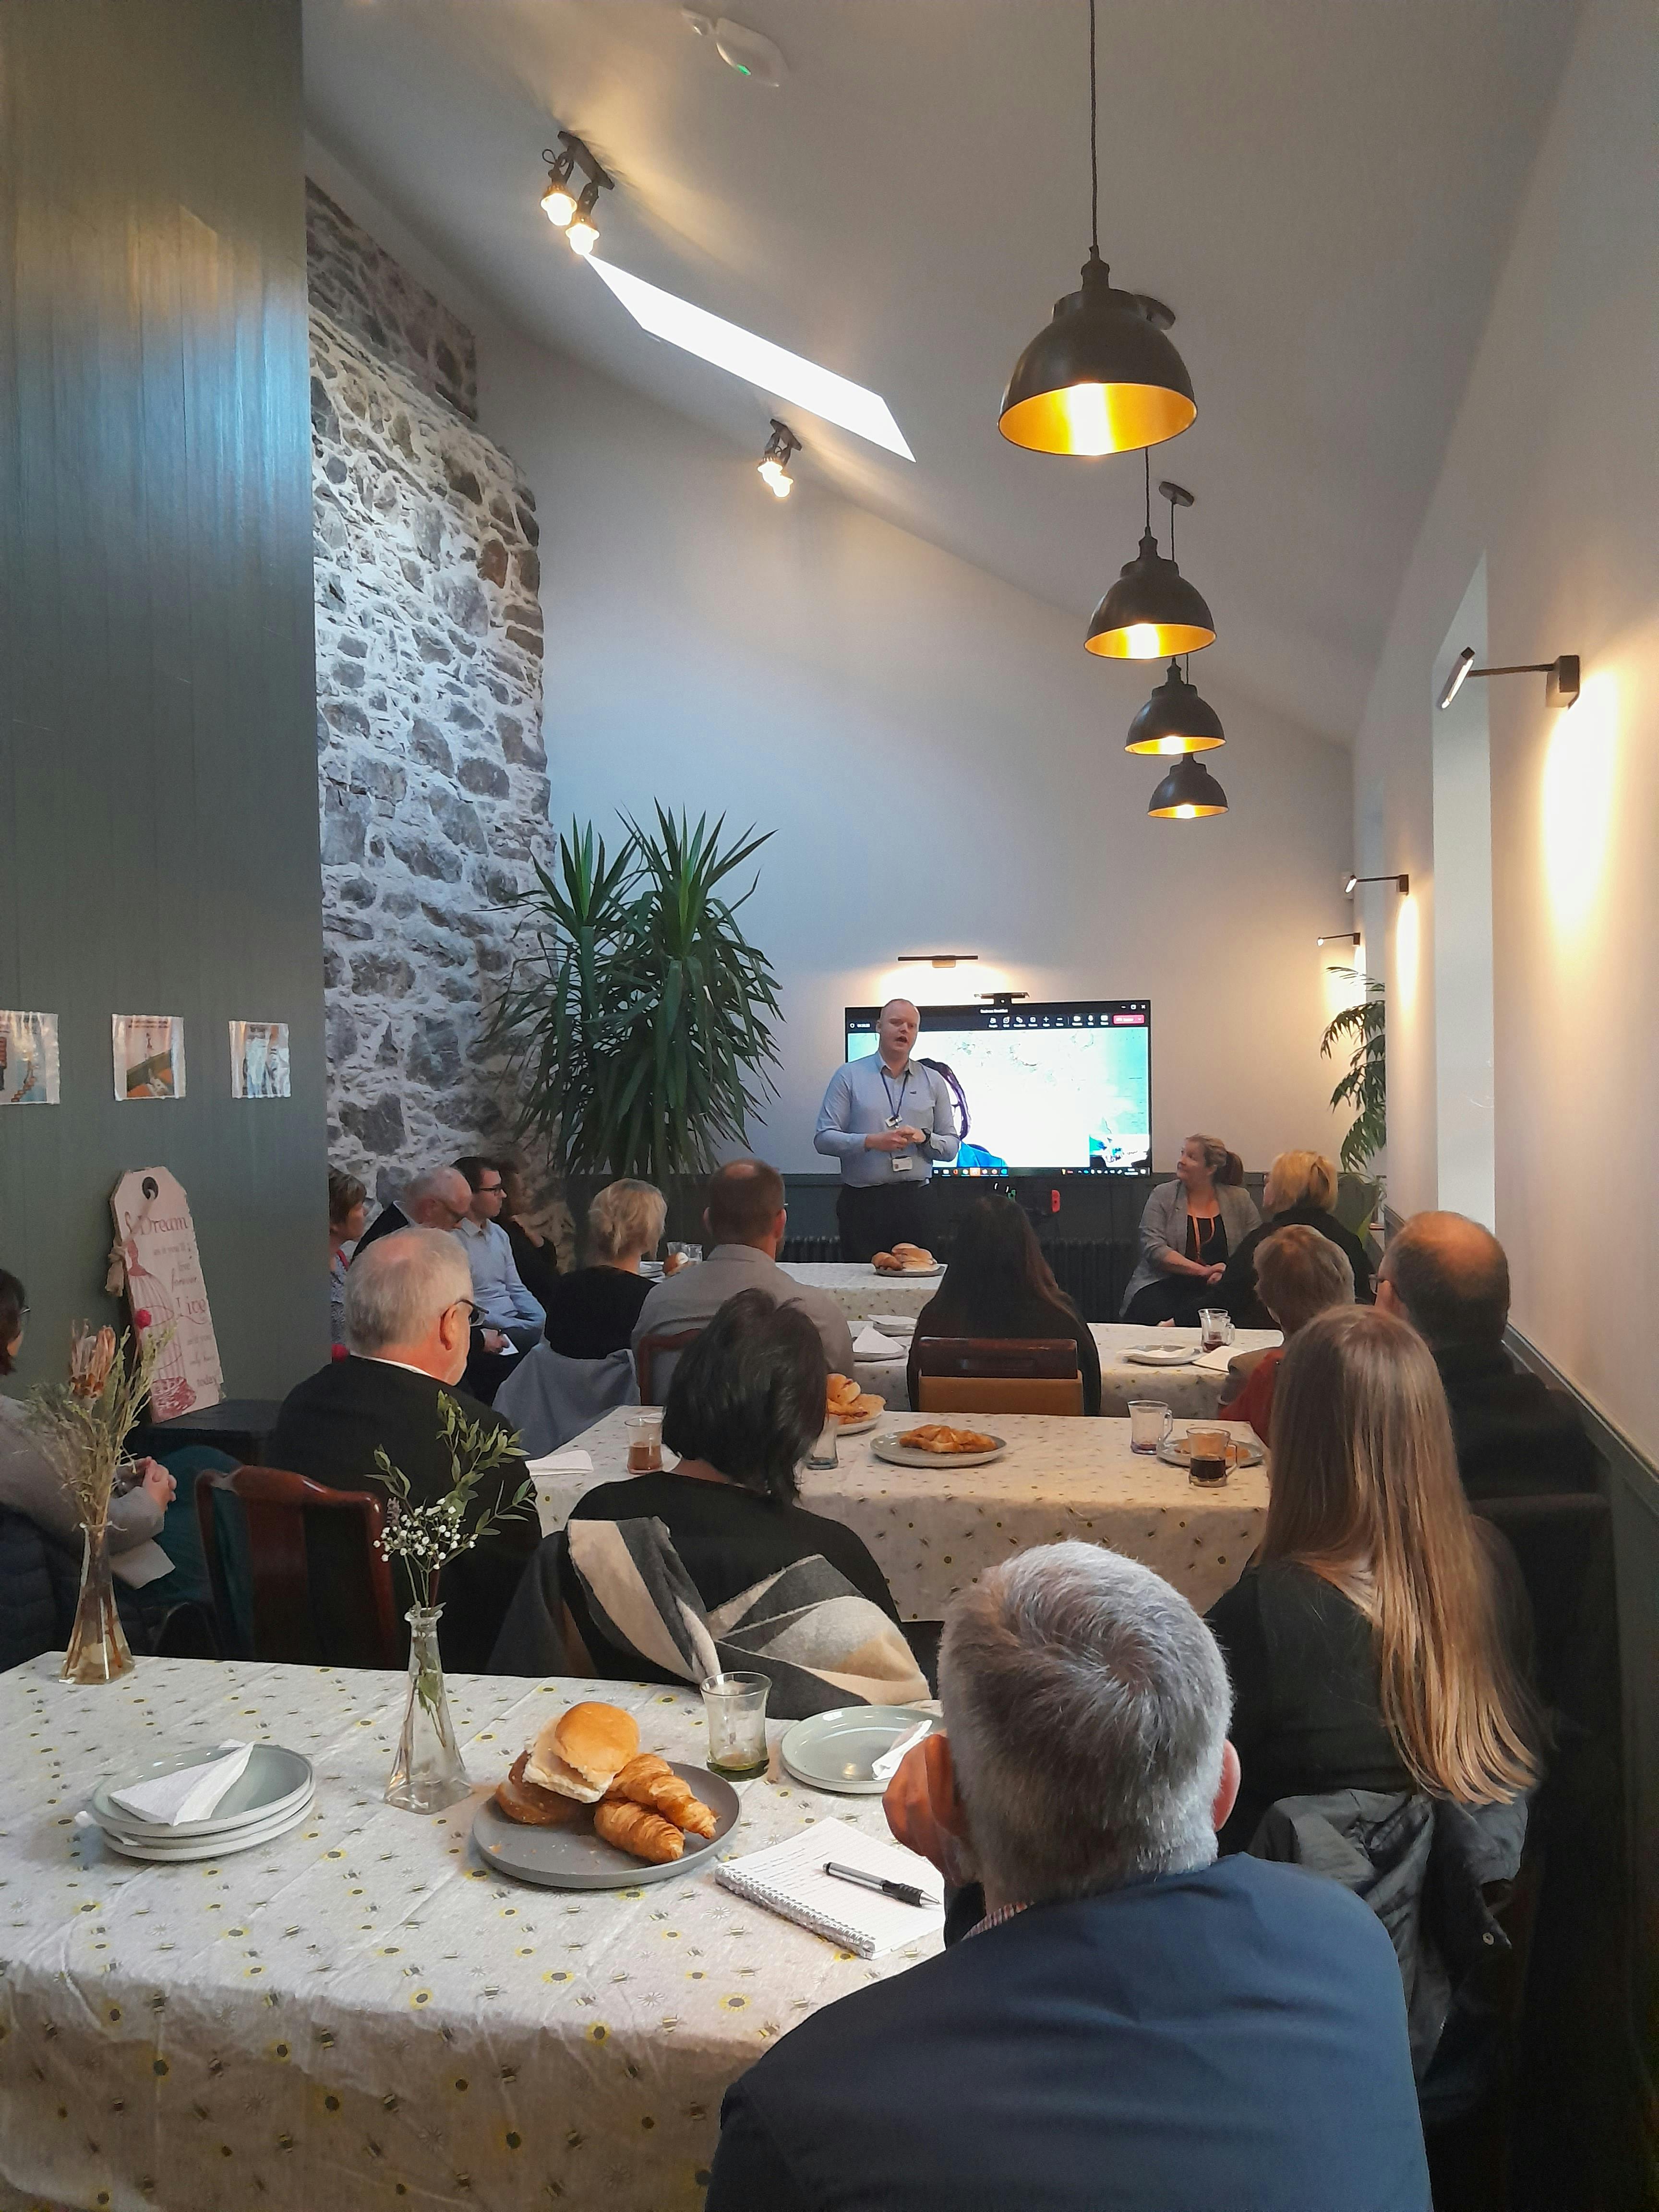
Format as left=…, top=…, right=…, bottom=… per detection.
left=848, top=1322, right=1284, bottom=1419
left=776, top=1262, right=938, bottom=1326
left=536, top=1407, right=1267, bottom=1620
left=0, top=1656, right=938, bottom=2212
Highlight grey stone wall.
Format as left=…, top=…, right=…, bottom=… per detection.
left=306, top=180, right=479, bottom=421
left=309, top=202, right=549, bottom=1202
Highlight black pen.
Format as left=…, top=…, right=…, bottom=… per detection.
left=823, top=1859, right=935, bottom=1909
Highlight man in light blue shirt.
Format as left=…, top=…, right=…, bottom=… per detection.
left=453, top=1156, right=545, bottom=1350
left=815, top=999, right=959, bottom=1261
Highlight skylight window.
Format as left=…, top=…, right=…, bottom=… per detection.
left=588, top=258, right=914, bottom=461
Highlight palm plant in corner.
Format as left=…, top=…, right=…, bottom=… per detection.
left=371, top=1395, right=531, bottom=1814
left=1322, top=969, right=1386, bottom=1232
left=489, top=805, right=783, bottom=1186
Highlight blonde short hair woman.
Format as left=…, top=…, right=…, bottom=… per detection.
left=1206, top=1305, right=1539, bottom=1849
left=1213, top=1148, right=1372, bottom=1326
left=538, top=1179, right=668, bottom=1361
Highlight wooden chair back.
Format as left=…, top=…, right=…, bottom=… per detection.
left=195, top=1465, right=401, bottom=1669
left=634, top=1327, right=703, bottom=1407
left=914, top=1336, right=1085, bottom=1418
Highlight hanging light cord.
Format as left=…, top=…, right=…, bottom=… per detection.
left=1089, top=0, right=1099, bottom=257
left=1144, top=449, right=1152, bottom=536
left=1168, top=486, right=1177, bottom=562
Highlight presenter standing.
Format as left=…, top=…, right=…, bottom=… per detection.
left=815, top=999, right=960, bottom=1262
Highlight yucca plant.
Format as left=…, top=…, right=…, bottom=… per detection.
left=490, top=807, right=782, bottom=1183
left=1322, top=969, right=1386, bottom=1176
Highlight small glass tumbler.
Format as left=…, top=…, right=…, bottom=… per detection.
left=701, top=1672, right=770, bottom=1780
left=626, top=1409, right=664, bottom=1473
left=1198, top=1309, right=1234, bottom=1352
left=1128, top=1399, right=1175, bottom=1455
left=805, top=1422, right=840, bottom=1471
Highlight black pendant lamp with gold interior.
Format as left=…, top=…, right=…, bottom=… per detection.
left=998, top=0, right=1196, bottom=457
left=1147, top=752, right=1228, bottom=819
left=1138, top=651, right=1228, bottom=817
left=1087, top=464, right=1215, bottom=658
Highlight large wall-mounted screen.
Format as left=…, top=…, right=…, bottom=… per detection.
left=844, top=1000, right=1151, bottom=1173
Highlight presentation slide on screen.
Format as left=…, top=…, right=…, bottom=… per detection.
left=846, top=1002, right=1151, bottom=1172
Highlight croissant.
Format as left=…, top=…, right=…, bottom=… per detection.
left=607, top=1754, right=718, bottom=1838
left=593, top=1798, right=684, bottom=1864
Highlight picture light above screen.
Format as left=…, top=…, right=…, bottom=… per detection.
left=846, top=1000, right=1151, bottom=1174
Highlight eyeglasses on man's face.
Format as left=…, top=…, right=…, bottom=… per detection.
left=444, top=1298, right=482, bottom=1327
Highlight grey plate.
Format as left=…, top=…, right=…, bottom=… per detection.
left=98, top=1791, right=316, bottom=1862
left=1157, top=1433, right=1264, bottom=1470
left=871, top=1429, right=1006, bottom=1469
left=830, top=1402, right=883, bottom=1438
left=780, top=1706, right=938, bottom=1794
left=471, top=1761, right=741, bottom=1889
left=94, top=1743, right=313, bottom=1839
left=868, top=1263, right=944, bottom=1278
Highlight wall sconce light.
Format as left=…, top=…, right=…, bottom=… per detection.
left=1344, top=872, right=1409, bottom=896
left=541, top=132, right=613, bottom=255
left=757, top=420, right=800, bottom=498
left=897, top=953, right=979, bottom=969
left=1316, top=931, right=1362, bottom=947
left=1438, top=646, right=1580, bottom=711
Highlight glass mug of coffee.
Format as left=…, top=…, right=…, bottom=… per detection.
left=626, top=1409, right=664, bottom=1474
left=1198, top=1309, right=1234, bottom=1352
left=1128, top=1400, right=1175, bottom=1455
left=1187, top=1426, right=1232, bottom=1487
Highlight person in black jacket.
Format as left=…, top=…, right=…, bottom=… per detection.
left=1376, top=1211, right=1596, bottom=1499
left=707, top=1541, right=1431, bottom=2212
left=540, top=1178, right=665, bottom=1360
left=1216, top=1148, right=1373, bottom=1326
left=1205, top=1305, right=1541, bottom=1851
left=907, top=1195, right=1102, bottom=1414
left=272, top=1228, right=538, bottom=1671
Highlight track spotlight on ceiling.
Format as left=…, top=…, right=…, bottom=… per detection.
left=1316, top=932, right=1363, bottom=947
left=1148, top=753, right=1227, bottom=820
left=1125, top=658, right=1225, bottom=756
left=1087, top=460, right=1216, bottom=658
left=998, top=0, right=1195, bottom=456
left=1345, top=872, right=1409, bottom=896
left=541, top=132, right=613, bottom=256
left=1437, top=646, right=1580, bottom=711
left=757, top=419, right=800, bottom=498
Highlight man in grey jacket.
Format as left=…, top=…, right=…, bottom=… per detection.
left=630, top=1160, right=855, bottom=1401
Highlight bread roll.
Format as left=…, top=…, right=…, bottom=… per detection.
left=495, top=1751, right=582, bottom=1827
left=524, top=1702, right=640, bottom=1802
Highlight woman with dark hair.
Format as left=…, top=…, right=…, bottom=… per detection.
left=906, top=1197, right=1102, bottom=1415
left=328, top=1170, right=369, bottom=1348
left=562, top=1287, right=902, bottom=1681
left=1205, top=1304, right=1540, bottom=1852
left=493, top=1158, right=561, bottom=1312
left=1120, top=1132, right=1260, bottom=1325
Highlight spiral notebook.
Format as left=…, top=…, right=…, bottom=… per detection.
left=716, top=1819, right=946, bottom=1959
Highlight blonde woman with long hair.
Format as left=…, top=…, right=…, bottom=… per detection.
left=1205, top=1304, right=1539, bottom=1850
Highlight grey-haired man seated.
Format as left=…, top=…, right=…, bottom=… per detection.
left=706, top=1542, right=1431, bottom=2212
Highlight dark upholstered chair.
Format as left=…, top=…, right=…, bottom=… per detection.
left=634, top=1326, right=703, bottom=1407
left=195, top=1465, right=400, bottom=1669
left=914, top=1336, right=1084, bottom=1417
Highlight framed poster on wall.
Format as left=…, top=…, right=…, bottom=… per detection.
left=229, top=1020, right=290, bottom=1099
left=113, top=1015, right=186, bottom=1101
left=0, top=1010, right=60, bottom=1104
left=109, top=1166, right=223, bottom=1419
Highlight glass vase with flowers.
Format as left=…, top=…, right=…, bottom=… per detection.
left=372, top=1394, right=532, bottom=1813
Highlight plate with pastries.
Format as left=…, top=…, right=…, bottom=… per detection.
left=869, top=1244, right=945, bottom=1278
left=871, top=1423, right=1006, bottom=1469
left=473, top=1701, right=741, bottom=1890
left=824, top=1373, right=885, bottom=1436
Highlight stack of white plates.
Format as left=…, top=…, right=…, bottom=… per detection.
left=89, top=1744, right=315, bottom=1863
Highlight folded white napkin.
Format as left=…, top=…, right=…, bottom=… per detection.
left=853, top=1325, right=902, bottom=1358
left=109, top=1741, right=253, bottom=1826
left=527, top=1448, right=594, bottom=1478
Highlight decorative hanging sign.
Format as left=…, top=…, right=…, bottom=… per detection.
left=229, top=1020, right=291, bottom=1099
left=109, top=1167, right=223, bottom=1419
left=0, top=1010, right=59, bottom=1104
left=113, top=1015, right=186, bottom=1101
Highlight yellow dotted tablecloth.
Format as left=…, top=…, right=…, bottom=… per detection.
left=537, top=1410, right=1268, bottom=1620
left=0, top=1656, right=937, bottom=2212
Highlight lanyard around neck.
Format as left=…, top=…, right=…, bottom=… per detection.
left=878, top=1065, right=911, bottom=1123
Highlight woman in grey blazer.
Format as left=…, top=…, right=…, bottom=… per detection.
left=1120, top=1136, right=1261, bottom=1323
